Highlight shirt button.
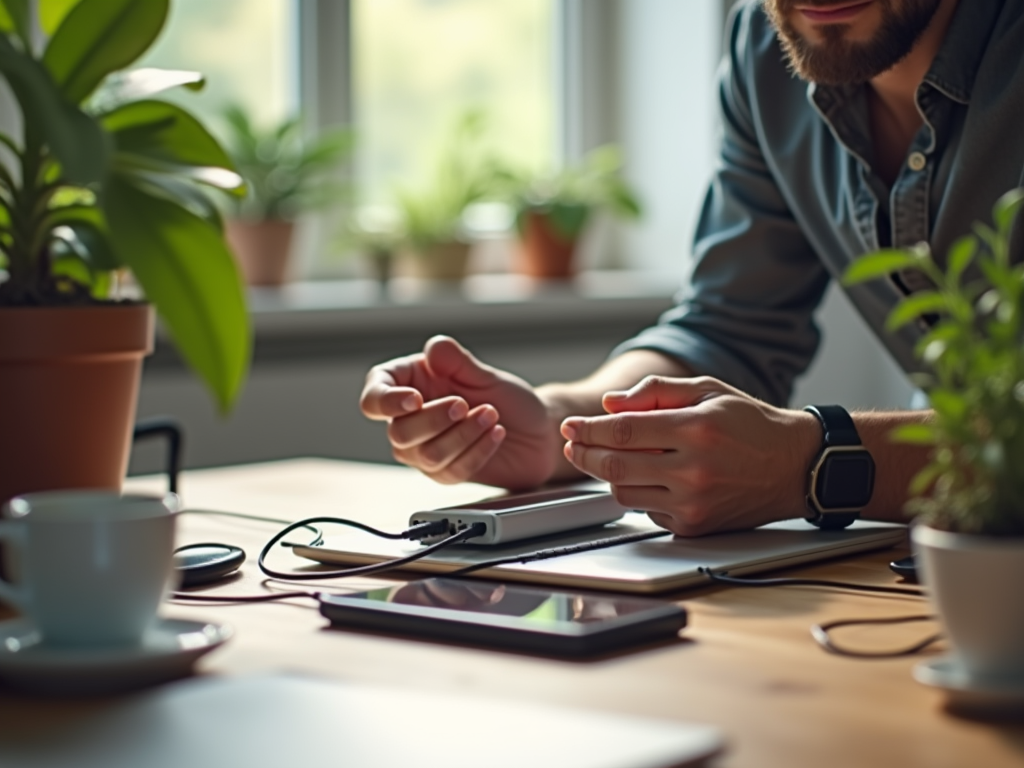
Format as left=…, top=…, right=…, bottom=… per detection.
left=907, top=152, right=927, bottom=172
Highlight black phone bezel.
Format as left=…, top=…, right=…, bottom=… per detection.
left=317, top=579, right=687, bottom=657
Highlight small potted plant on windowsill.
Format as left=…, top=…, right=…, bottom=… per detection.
left=0, top=0, right=249, bottom=504
left=505, top=145, right=642, bottom=280
left=393, top=111, right=506, bottom=282
left=844, top=189, right=1024, bottom=692
left=220, top=105, right=353, bottom=287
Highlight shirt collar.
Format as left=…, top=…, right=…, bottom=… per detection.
left=809, top=0, right=1003, bottom=109
left=923, top=0, right=1003, bottom=105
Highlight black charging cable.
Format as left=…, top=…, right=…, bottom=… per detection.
left=697, top=567, right=941, bottom=659
left=697, top=567, right=925, bottom=597
left=257, top=518, right=486, bottom=580
left=170, top=517, right=487, bottom=604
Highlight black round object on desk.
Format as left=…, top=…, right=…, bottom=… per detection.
left=174, top=543, right=246, bottom=587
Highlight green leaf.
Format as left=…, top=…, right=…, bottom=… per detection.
left=546, top=202, right=590, bottom=241
left=40, top=0, right=82, bottom=35
left=50, top=251, right=94, bottom=285
left=0, top=35, right=109, bottom=184
left=43, top=0, right=169, bottom=104
left=993, top=188, right=1024, bottom=234
left=929, top=389, right=968, bottom=420
left=908, top=462, right=943, bottom=496
left=885, top=290, right=947, bottom=331
left=946, top=235, right=976, bottom=286
left=45, top=207, right=121, bottom=270
left=70, top=223, right=118, bottom=271
left=103, top=174, right=250, bottom=412
left=117, top=155, right=243, bottom=193
left=89, top=68, right=204, bottom=113
left=842, top=249, right=918, bottom=285
left=104, top=100, right=239, bottom=176
left=890, top=422, right=938, bottom=446
left=0, top=0, right=29, bottom=45
left=118, top=168, right=224, bottom=232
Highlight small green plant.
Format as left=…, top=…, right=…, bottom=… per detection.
left=505, top=145, right=642, bottom=242
left=0, top=0, right=249, bottom=411
left=844, top=189, right=1024, bottom=535
left=395, top=111, right=507, bottom=251
left=220, top=105, right=354, bottom=221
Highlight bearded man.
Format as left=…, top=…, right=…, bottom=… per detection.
left=360, top=0, right=1024, bottom=535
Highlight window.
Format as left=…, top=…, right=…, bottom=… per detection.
left=352, top=0, right=556, bottom=204
left=127, top=0, right=722, bottom=280
left=136, top=0, right=298, bottom=135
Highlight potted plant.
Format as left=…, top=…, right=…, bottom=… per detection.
left=505, top=145, right=642, bottom=280
left=844, top=189, right=1024, bottom=684
left=220, top=105, right=353, bottom=287
left=0, top=0, right=249, bottom=504
left=341, top=205, right=402, bottom=285
left=394, top=111, right=506, bottom=282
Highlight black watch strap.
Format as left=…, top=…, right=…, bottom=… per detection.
left=803, top=405, right=873, bottom=530
left=804, top=404, right=860, bottom=447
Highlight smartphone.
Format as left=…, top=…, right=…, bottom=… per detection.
left=318, top=578, right=687, bottom=657
left=410, top=488, right=627, bottom=546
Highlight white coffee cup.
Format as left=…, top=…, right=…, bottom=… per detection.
left=0, top=490, right=179, bottom=648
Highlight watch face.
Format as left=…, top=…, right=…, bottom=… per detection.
left=815, top=451, right=875, bottom=509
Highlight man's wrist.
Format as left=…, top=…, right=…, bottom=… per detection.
left=536, top=383, right=591, bottom=482
left=787, top=408, right=825, bottom=517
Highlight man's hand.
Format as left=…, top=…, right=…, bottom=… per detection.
left=560, top=376, right=821, bottom=535
left=360, top=336, right=560, bottom=489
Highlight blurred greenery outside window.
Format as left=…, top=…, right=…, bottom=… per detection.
left=135, top=0, right=557, bottom=279
left=136, top=0, right=298, bottom=136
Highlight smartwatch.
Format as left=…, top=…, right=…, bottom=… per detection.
left=803, top=405, right=875, bottom=530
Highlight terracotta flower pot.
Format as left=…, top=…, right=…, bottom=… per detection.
left=403, top=241, right=472, bottom=281
left=225, top=219, right=295, bottom=287
left=0, top=304, right=154, bottom=505
left=516, top=209, right=583, bottom=280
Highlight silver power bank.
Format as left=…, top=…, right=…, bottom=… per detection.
left=409, top=488, right=627, bottom=545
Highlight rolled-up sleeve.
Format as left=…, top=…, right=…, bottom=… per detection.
left=612, top=5, right=829, bottom=406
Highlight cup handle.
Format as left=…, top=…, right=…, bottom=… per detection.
left=0, top=522, right=28, bottom=611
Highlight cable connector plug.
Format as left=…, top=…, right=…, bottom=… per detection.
left=403, top=519, right=451, bottom=540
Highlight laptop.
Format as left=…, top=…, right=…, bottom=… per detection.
left=293, top=512, right=906, bottom=594
left=1, top=674, right=725, bottom=768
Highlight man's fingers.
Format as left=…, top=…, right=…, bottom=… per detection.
left=387, top=396, right=470, bottom=449
left=562, top=441, right=675, bottom=486
left=424, top=335, right=500, bottom=389
left=360, top=355, right=424, bottom=420
left=561, top=410, right=689, bottom=450
left=601, top=375, right=739, bottom=413
left=392, top=403, right=502, bottom=474
left=646, top=511, right=697, bottom=537
left=426, top=424, right=507, bottom=485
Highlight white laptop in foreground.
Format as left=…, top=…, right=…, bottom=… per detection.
left=0, top=674, right=725, bottom=768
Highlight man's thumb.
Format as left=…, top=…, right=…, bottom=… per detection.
left=424, top=336, right=498, bottom=388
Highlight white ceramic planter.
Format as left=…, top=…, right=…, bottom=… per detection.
left=913, top=524, right=1024, bottom=679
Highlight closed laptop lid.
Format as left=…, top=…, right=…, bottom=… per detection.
left=0, top=674, right=725, bottom=768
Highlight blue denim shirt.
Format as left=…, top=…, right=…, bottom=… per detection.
left=616, top=0, right=1024, bottom=406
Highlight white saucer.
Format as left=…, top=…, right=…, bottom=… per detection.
left=0, top=617, right=232, bottom=696
left=915, top=656, right=1024, bottom=715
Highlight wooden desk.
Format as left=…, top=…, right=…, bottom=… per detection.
left=5, top=458, right=1024, bottom=767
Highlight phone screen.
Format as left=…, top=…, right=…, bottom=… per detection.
left=342, top=578, right=664, bottom=626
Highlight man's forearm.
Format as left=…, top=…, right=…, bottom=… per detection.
left=852, top=410, right=934, bottom=524
left=536, top=350, right=694, bottom=481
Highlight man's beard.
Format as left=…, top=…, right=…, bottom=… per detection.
left=762, top=0, right=942, bottom=85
